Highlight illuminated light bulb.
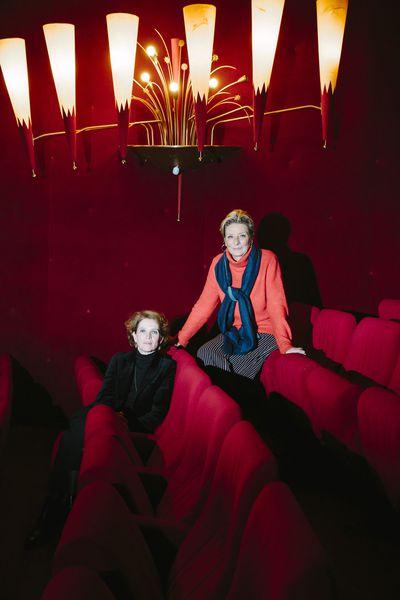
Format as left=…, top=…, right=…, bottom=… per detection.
left=0, top=37, right=36, bottom=175
left=172, top=165, right=180, bottom=175
left=181, top=63, right=188, bottom=71
left=0, top=38, right=32, bottom=127
left=164, top=56, right=171, bottom=64
left=169, top=81, right=179, bottom=92
left=209, top=77, right=218, bottom=89
left=106, top=13, right=139, bottom=110
left=178, top=39, right=185, bottom=47
left=252, top=0, right=285, bottom=94
left=106, top=13, right=139, bottom=162
left=140, top=71, right=151, bottom=83
left=146, top=45, right=157, bottom=57
left=43, top=23, right=76, bottom=116
left=212, top=54, right=219, bottom=62
left=316, top=0, right=348, bottom=92
left=183, top=3, right=216, bottom=102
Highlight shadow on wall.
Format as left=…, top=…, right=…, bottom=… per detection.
left=11, top=358, right=68, bottom=428
left=257, top=213, right=322, bottom=308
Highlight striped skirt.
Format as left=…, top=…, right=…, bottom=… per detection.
left=197, top=333, right=278, bottom=380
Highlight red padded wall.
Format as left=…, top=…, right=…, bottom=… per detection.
left=1, top=0, right=399, bottom=412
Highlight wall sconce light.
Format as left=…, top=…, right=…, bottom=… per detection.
left=0, top=38, right=36, bottom=176
left=43, top=23, right=77, bottom=169
left=0, top=0, right=349, bottom=219
left=183, top=3, right=216, bottom=159
left=316, top=0, right=348, bottom=147
left=251, top=0, right=285, bottom=151
left=106, top=13, right=139, bottom=164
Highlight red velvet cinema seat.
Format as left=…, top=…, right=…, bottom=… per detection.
left=306, top=317, right=400, bottom=451
left=0, top=353, right=12, bottom=451
left=132, top=364, right=211, bottom=474
left=310, top=309, right=357, bottom=369
left=226, top=482, right=334, bottom=600
left=80, top=378, right=103, bottom=408
left=305, top=365, right=362, bottom=450
left=388, top=355, right=400, bottom=396
left=83, top=363, right=211, bottom=473
left=54, top=422, right=278, bottom=599
left=167, top=346, right=198, bottom=368
left=358, top=386, right=400, bottom=508
left=260, top=309, right=357, bottom=432
left=41, top=566, right=116, bottom=600
left=378, top=299, right=400, bottom=321
left=74, top=356, right=104, bottom=405
left=342, top=317, right=400, bottom=388
left=78, top=385, right=242, bottom=523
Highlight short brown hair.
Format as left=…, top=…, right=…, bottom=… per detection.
left=124, top=310, right=169, bottom=349
left=219, top=209, right=255, bottom=239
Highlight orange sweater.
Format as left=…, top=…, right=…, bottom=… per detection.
left=178, top=248, right=293, bottom=353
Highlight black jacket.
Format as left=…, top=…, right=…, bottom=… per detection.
left=94, top=350, right=176, bottom=433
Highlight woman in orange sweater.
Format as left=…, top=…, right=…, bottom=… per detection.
left=178, top=209, right=305, bottom=380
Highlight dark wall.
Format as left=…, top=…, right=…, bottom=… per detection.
left=1, top=0, right=399, bottom=412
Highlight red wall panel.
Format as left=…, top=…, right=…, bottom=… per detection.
left=0, top=0, right=399, bottom=411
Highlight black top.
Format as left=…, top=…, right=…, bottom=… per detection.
left=93, top=349, right=176, bottom=433
left=131, top=351, right=156, bottom=393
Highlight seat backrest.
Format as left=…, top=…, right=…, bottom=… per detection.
left=388, top=355, right=400, bottom=395
left=167, top=347, right=198, bottom=368
left=169, top=421, right=278, bottom=599
left=378, top=299, right=400, bottom=321
left=156, top=363, right=209, bottom=437
left=358, top=386, right=400, bottom=508
left=54, top=481, right=164, bottom=599
left=226, top=482, right=334, bottom=600
left=41, top=566, right=116, bottom=600
left=154, top=364, right=211, bottom=470
left=343, top=317, right=400, bottom=386
left=74, top=357, right=103, bottom=397
left=312, top=309, right=357, bottom=365
left=160, top=385, right=242, bottom=521
left=81, top=378, right=103, bottom=407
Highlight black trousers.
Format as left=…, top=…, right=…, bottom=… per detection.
left=49, top=406, right=90, bottom=497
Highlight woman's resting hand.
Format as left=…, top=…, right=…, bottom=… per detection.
left=285, top=346, right=306, bottom=355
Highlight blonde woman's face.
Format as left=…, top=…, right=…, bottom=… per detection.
left=224, top=223, right=250, bottom=260
left=132, top=318, right=162, bottom=354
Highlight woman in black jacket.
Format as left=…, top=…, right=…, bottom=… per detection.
left=27, top=309, right=176, bottom=547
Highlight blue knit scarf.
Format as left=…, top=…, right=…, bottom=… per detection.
left=215, top=245, right=261, bottom=355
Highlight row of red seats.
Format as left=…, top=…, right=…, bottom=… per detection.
left=42, top=350, right=333, bottom=599
left=0, top=353, right=12, bottom=452
left=261, top=300, right=400, bottom=507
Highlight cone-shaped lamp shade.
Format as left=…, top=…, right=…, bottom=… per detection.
left=251, top=0, right=285, bottom=150
left=0, top=38, right=36, bottom=175
left=106, top=13, right=139, bottom=161
left=43, top=23, right=77, bottom=167
left=316, top=0, right=348, bottom=146
left=183, top=4, right=216, bottom=155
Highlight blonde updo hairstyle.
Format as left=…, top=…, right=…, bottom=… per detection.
left=219, top=209, right=255, bottom=240
left=124, top=310, right=169, bottom=349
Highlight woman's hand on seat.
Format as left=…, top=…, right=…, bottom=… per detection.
left=285, top=346, right=306, bottom=355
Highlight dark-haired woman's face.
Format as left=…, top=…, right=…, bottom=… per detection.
left=132, top=318, right=162, bottom=354
left=225, top=223, right=250, bottom=261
